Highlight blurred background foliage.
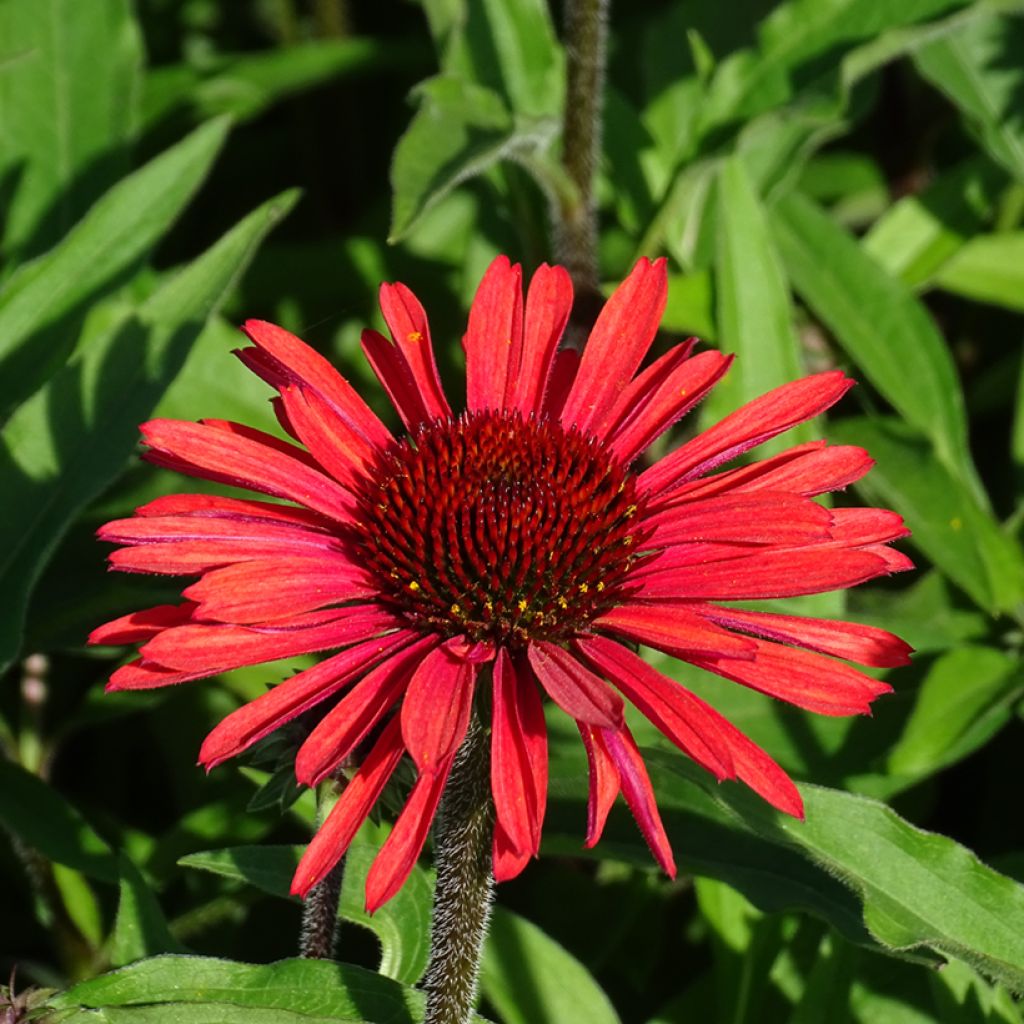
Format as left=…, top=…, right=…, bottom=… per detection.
left=2, top=0, right=1024, bottom=1021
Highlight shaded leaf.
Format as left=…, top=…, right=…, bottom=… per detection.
left=934, top=232, right=1024, bottom=310
left=110, top=855, right=186, bottom=967
left=0, top=188, right=299, bottom=673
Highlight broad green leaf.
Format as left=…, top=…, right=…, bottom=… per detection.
left=888, top=647, right=1024, bottom=779
left=0, top=188, right=298, bottom=673
left=0, top=117, right=230, bottom=415
left=54, top=1007, right=361, bottom=1024
left=0, top=0, right=143, bottom=259
left=179, top=835, right=433, bottom=986
left=830, top=416, right=1024, bottom=614
left=770, top=190, right=971, bottom=483
left=914, top=12, right=1024, bottom=181
left=0, top=758, right=117, bottom=882
left=481, top=907, right=621, bottom=1024
left=142, top=38, right=422, bottom=127
left=110, top=855, right=185, bottom=967
left=705, top=156, right=807, bottom=446
left=934, top=232, right=1024, bottom=310
left=52, top=863, right=104, bottom=946
left=862, top=156, right=1005, bottom=288
left=662, top=271, right=715, bottom=341
left=46, top=956, right=469, bottom=1023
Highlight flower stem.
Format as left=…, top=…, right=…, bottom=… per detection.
left=556, top=0, right=610, bottom=343
left=299, top=855, right=345, bottom=959
left=423, top=714, right=494, bottom=1024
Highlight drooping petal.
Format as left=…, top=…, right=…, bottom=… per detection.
left=401, top=642, right=478, bottom=774
left=697, top=605, right=913, bottom=668
left=640, top=371, right=853, bottom=499
left=642, top=491, right=833, bottom=547
left=365, top=758, right=453, bottom=913
left=240, top=319, right=392, bottom=450
left=693, top=639, right=893, bottom=716
left=528, top=642, right=624, bottom=728
left=135, top=493, right=332, bottom=530
left=493, top=819, right=532, bottom=882
left=506, top=263, right=573, bottom=416
left=607, top=350, right=733, bottom=464
left=464, top=255, right=524, bottom=413
left=575, top=636, right=734, bottom=780
left=491, top=649, right=547, bottom=856
left=139, top=605, right=401, bottom=675
left=141, top=419, right=357, bottom=524
left=593, top=604, right=756, bottom=659
left=560, top=258, right=668, bottom=433
left=182, top=555, right=376, bottom=623
left=291, top=716, right=406, bottom=897
left=295, top=636, right=438, bottom=787
left=89, top=602, right=196, bottom=646
left=577, top=722, right=620, bottom=848
left=598, top=725, right=676, bottom=877
left=106, top=659, right=209, bottom=692
left=828, top=508, right=910, bottom=546
left=199, top=630, right=419, bottom=769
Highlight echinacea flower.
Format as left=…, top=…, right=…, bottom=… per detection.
left=90, top=256, right=912, bottom=911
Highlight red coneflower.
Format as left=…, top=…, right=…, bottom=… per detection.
left=90, top=256, right=912, bottom=911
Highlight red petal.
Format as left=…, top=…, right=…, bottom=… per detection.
left=182, top=555, right=375, bottom=623
left=136, top=493, right=332, bottom=530
left=633, top=547, right=890, bottom=600
left=240, top=319, right=392, bottom=450
left=199, top=630, right=418, bottom=770
left=277, top=383, right=376, bottom=490
left=575, top=636, right=734, bottom=780
left=141, top=419, right=356, bottom=524
left=577, top=722, right=620, bottom=847
left=493, top=819, right=532, bottom=882
left=106, top=659, right=208, bottom=692
left=464, top=256, right=524, bottom=413
left=89, top=602, right=195, bottom=645
left=401, top=644, right=477, bottom=773
left=491, top=650, right=547, bottom=856
left=640, top=371, right=853, bottom=498
left=377, top=281, right=452, bottom=422
left=507, top=264, right=573, bottom=416
left=643, top=491, right=833, bottom=546
left=291, top=717, right=406, bottom=897
left=598, top=725, right=676, bottom=877
left=608, top=349, right=732, bottom=464
left=295, top=636, right=437, bottom=787
left=694, top=639, right=892, bottom=716
left=361, top=328, right=432, bottom=431
left=593, top=604, right=756, bottom=659
left=697, top=605, right=913, bottom=667
left=365, top=760, right=453, bottom=913
left=527, top=642, right=624, bottom=728
left=561, top=258, right=668, bottom=433
left=829, top=508, right=909, bottom=546
left=139, top=605, right=399, bottom=674
left=542, top=347, right=579, bottom=418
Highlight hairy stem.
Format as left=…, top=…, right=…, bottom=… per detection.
left=299, top=856, right=345, bottom=959
left=557, top=0, right=610, bottom=344
left=423, top=715, right=494, bottom=1024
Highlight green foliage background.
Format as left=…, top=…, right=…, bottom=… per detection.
left=2, top=0, right=1024, bottom=1021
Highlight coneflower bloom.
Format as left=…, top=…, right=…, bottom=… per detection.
left=90, top=256, right=912, bottom=911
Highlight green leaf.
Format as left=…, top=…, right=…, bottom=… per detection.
left=704, top=156, right=808, bottom=446
left=914, top=12, right=1024, bottom=181
left=888, top=647, right=1024, bottom=780
left=178, top=834, right=433, bottom=986
left=0, top=117, right=231, bottom=415
left=0, top=0, right=143, bottom=259
left=769, top=190, right=972, bottom=484
left=0, top=758, right=116, bottom=882
left=481, top=907, right=621, bottom=1024
left=142, top=38, right=423, bottom=127
left=861, top=156, right=1005, bottom=288
left=934, top=232, right=1024, bottom=310
left=389, top=76, right=556, bottom=242
left=110, top=855, right=186, bottom=967
left=47, top=956, right=454, bottom=1023
left=829, top=416, right=1024, bottom=614
left=661, top=271, right=715, bottom=341
left=0, top=188, right=298, bottom=673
